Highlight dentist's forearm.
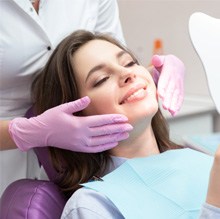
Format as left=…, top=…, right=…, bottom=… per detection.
left=0, top=120, right=17, bottom=150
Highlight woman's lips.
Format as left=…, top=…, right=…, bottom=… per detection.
left=120, top=85, right=147, bottom=105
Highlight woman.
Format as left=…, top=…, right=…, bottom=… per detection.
left=32, top=30, right=220, bottom=218
left=0, top=0, right=185, bottom=196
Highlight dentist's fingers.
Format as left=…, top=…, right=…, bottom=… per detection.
left=86, top=114, right=129, bottom=127
left=161, top=80, right=175, bottom=111
left=84, top=132, right=130, bottom=152
left=84, top=142, right=119, bottom=153
left=61, top=96, right=91, bottom=113
left=171, top=90, right=184, bottom=116
left=151, top=54, right=185, bottom=116
left=89, top=123, right=133, bottom=136
left=157, top=71, right=171, bottom=100
left=168, top=89, right=181, bottom=116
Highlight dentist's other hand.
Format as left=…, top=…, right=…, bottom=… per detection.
left=151, top=54, right=185, bottom=116
left=9, top=96, right=133, bottom=153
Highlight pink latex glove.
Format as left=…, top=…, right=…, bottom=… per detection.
left=9, top=96, right=133, bottom=153
left=151, top=54, right=185, bottom=116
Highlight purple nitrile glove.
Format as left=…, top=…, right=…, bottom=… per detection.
left=9, top=96, right=133, bottom=153
left=151, top=54, right=185, bottom=116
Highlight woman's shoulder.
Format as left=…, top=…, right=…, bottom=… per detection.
left=61, top=187, right=124, bottom=219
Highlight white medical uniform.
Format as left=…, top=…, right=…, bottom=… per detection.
left=61, top=156, right=220, bottom=219
left=0, top=0, right=125, bottom=197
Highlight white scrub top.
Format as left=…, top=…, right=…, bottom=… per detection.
left=0, top=0, right=125, bottom=196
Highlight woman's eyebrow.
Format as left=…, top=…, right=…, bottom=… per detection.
left=117, top=50, right=128, bottom=59
left=85, top=64, right=105, bottom=83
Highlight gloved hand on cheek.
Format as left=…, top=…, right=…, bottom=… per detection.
left=151, top=54, right=185, bottom=116
left=9, top=96, right=133, bottom=153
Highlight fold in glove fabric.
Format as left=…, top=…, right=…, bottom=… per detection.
left=83, top=149, right=213, bottom=219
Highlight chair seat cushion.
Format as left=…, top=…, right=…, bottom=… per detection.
left=0, top=179, right=67, bottom=219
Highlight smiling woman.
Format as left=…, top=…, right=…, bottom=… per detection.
left=32, top=29, right=180, bottom=194
left=72, top=38, right=158, bottom=127
left=31, top=30, right=219, bottom=219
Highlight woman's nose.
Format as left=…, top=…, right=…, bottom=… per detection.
left=119, top=68, right=136, bottom=86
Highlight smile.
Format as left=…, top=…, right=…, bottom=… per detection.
left=120, top=85, right=147, bottom=105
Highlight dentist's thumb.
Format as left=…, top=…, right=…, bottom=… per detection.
left=60, top=96, right=91, bottom=114
left=151, top=55, right=165, bottom=68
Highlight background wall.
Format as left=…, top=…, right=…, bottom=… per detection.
left=118, top=0, right=220, bottom=97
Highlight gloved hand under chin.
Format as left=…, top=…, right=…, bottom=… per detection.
left=151, top=54, right=185, bottom=116
left=9, top=96, right=133, bottom=153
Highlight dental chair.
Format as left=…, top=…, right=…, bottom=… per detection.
left=1, top=12, right=220, bottom=219
left=0, top=108, right=67, bottom=219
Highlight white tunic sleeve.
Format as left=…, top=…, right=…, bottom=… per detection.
left=62, top=189, right=220, bottom=219
left=61, top=188, right=124, bottom=219
left=199, top=203, right=220, bottom=219
left=94, top=0, right=125, bottom=45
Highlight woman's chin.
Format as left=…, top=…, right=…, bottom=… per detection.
left=127, top=107, right=158, bottom=124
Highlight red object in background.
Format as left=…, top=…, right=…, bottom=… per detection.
left=153, top=39, right=163, bottom=55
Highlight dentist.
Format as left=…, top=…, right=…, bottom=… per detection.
left=0, top=0, right=185, bottom=196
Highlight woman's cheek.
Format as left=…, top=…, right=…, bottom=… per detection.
left=94, top=98, right=115, bottom=114
left=83, top=95, right=115, bottom=115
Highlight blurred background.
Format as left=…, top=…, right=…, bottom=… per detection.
left=118, top=0, right=220, bottom=150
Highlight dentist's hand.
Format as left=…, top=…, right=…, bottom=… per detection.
left=151, top=54, right=185, bottom=116
left=9, top=96, right=133, bottom=153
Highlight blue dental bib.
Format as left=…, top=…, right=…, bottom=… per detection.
left=83, top=149, right=213, bottom=219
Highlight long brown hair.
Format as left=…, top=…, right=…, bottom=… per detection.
left=32, top=30, right=181, bottom=198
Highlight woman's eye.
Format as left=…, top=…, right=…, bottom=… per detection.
left=93, top=77, right=109, bottom=87
left=125, top=61, right=137, bottom=67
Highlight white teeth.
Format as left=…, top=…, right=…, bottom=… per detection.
left=127, top=89, right=143, bottom=99
left=123, top=88, right=145, bottom=103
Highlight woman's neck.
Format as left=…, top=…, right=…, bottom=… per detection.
left=109, top=125, right=159, bottom=158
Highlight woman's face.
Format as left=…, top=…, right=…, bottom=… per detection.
left=72, top=39, right=158, bottom=124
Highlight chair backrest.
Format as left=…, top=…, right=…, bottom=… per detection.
left=0, top=108, right=67, bottom=219
left=0, top=179, right=67, bottom=219
left=25, top=107, right=58, bottom=181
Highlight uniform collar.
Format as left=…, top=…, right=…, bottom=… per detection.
left=10, top=0, right=51, bottom=43
left=11, top=0, right=41, bottom=23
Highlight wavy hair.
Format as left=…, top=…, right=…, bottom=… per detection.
left=32, top=30, right=181, bottom=198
